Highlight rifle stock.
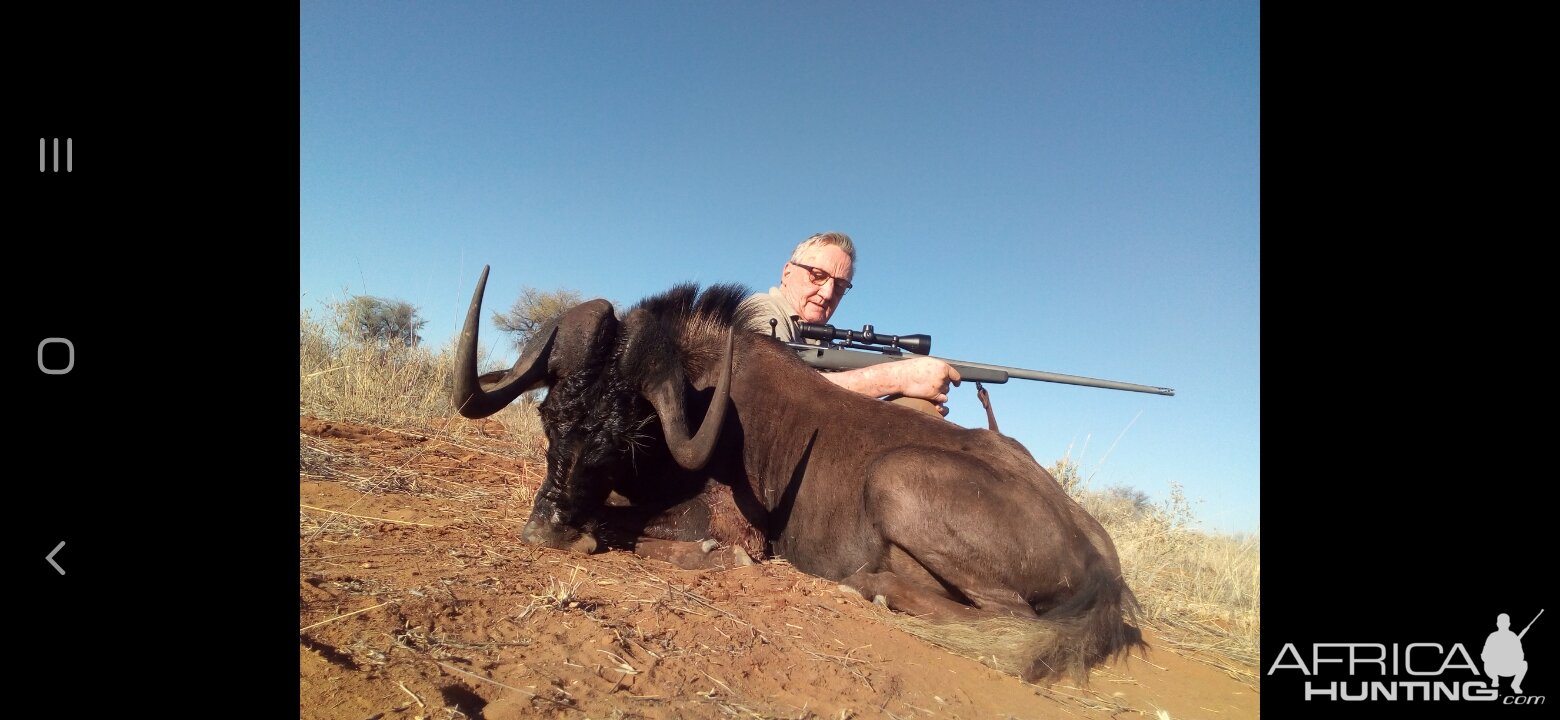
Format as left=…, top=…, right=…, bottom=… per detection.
left=791, top=343, right=1009, bottom=384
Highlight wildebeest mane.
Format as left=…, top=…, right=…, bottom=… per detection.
left=628, top=282, right=755, bottom=378
left=543, top=282, right=750, bottom=453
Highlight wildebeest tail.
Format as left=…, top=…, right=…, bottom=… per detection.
left=890, top=560, right=1144, bottom=684
left=1023, top=558, right=1145, bottom=683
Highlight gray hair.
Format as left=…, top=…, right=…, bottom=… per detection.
left=788, top=232, right=857, bottom=270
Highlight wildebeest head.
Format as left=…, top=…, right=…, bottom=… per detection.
left=452, top=266, right=732, bottom=552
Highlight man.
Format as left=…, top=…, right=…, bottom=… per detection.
left=741, top=232, right=962, bottom=416
left=1482, top=612, right=1529, bottom=694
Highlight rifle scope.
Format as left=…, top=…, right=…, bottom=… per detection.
left=796, top=322, right=931, bottom=355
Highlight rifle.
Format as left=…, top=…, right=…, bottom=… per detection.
left=776, top=320, right=1175, bottom=397
left=1518, top=609, right=1544, bottom=641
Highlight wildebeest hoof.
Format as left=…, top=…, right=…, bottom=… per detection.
left=568, top=533, right=599, bottom=554
left=873, top=594, right=888, bottom=606
left=700, top=538, right=719, bottom=553
left=732, top=546, right=754, bottom=566
left=837, top=584, right=865, bottom=599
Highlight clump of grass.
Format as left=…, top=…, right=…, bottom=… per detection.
left=517, top=568, right=590, bottom=619
left=540, top=574, right=584, bottom=608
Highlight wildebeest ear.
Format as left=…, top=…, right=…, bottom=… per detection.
left=618, top=308, right=669, bottom=376
left=545, top=299, right=617, bottom=376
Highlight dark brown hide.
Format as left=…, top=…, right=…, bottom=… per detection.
left=664, top=315, right=1142, bottom=684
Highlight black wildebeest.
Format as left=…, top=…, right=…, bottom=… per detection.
left=453, top=269, right=763, bottom=568
left=453, top=267, right=1143, bottom=682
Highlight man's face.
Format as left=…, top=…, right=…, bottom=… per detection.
left=780, top=244, right=853, bottom=324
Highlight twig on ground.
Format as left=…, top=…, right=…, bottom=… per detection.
left=300, top=601, right=392, bottom=633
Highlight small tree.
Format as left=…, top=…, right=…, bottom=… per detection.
left=337, top=295, right=428, bottom=350
left=1103, top=484, right=1154, bottom=518
left=489, top=286, right=587, bottom=406
left=494, top=286, right=584, bottom=351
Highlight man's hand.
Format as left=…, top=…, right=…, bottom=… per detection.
left=893, top=357, right=962, bottom=406
left=825, top=356, right=961, bottom=413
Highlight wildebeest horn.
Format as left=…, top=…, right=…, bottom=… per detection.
left=640, top=322, right=734, bottom=471
left=453, top=266, right=556, bottom=418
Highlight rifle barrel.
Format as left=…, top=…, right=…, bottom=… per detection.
left=789, top=343, right=1174, bottom=396
left=938, top=358, right=1176, bottom=396
left=1518, top=609, right=1544, bottom=640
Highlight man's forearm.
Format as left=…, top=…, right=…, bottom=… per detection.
left=822, top=365, right=898, bottom=398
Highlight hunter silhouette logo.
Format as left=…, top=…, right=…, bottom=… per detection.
left=1484, top=610, right=1541, bottom=695
left=1268, top=608, right=1545, bottom=704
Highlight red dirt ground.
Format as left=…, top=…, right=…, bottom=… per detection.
left=299, top=415, right=1258, bottom=719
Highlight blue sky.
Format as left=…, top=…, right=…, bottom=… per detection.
left=300, top=2, right=1259, bottom=535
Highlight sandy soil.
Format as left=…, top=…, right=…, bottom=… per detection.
left=299, top=415, right=1258, bottom=719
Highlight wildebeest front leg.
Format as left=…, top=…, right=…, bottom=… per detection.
left=590, top=487, right=763, bottom=571
left=633, top=538, right=754, bottom=570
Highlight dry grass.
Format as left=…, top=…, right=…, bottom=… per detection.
left=299, top=307, right=1260, bottom=690
left=301, top=305, right=548, bottom=440
left=1052, top=459, right=1260, bottom=686
left=302, top=305, right=547, bottom=453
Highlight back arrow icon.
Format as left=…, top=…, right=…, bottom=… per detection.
left=47, top=541, right=65, bottom=575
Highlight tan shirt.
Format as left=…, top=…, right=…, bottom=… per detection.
left=740, top=287, right=802, bottom=342
left=742, top=287, right=943, bottom=417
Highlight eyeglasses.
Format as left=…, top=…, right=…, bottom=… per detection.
left=789, top=262, right=854, bottom=293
